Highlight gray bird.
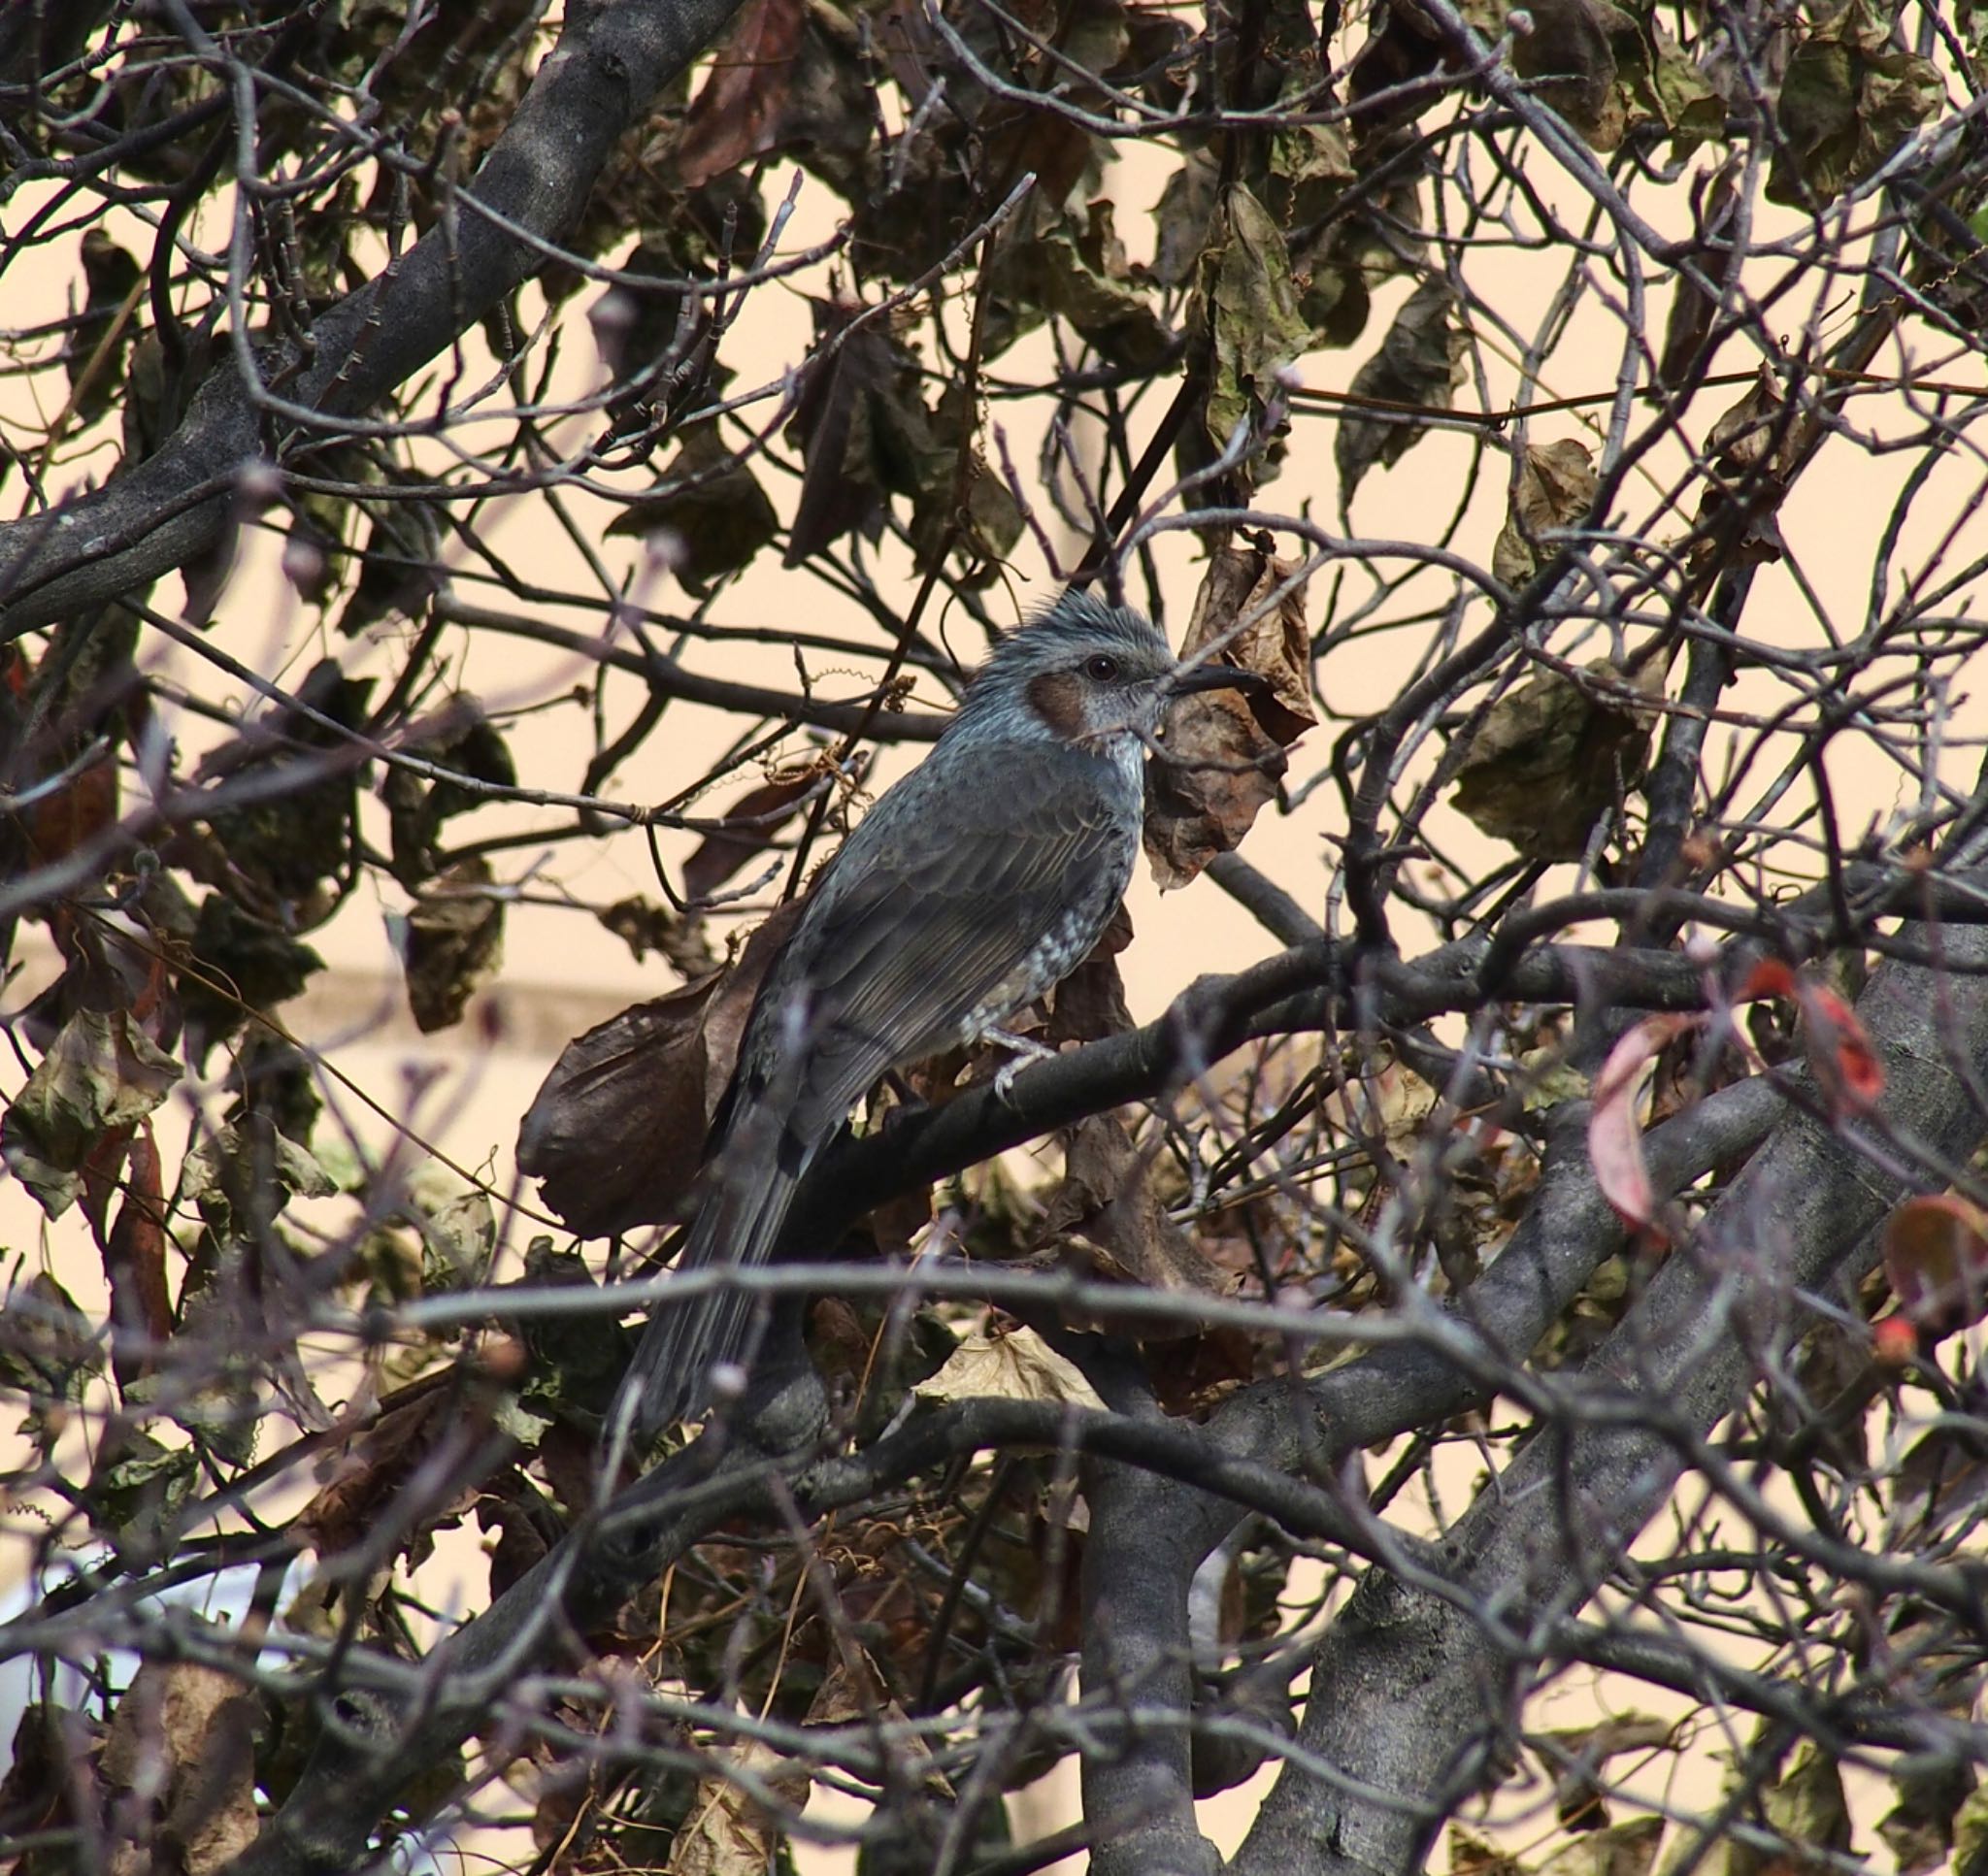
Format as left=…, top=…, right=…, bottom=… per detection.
left=621, top=592, right=1258, bottom=1434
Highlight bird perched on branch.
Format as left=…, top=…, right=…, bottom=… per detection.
left=620, top=592, right=1261, bottom=1435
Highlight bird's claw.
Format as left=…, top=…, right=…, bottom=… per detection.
left=983, top=1026, right=1056, bottom=1106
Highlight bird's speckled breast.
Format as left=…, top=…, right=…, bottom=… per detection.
left=960, top=733, right=1143, bottom=1042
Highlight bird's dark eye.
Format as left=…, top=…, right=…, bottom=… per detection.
left=1084, top=654, right=1121, bottom=681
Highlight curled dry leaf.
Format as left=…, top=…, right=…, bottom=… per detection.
left=1144, top=542, right=1314, bottom=890
left=101, top=1119, right=172, bottom=1389
left=101, top=1662, right=259, bottom=1876
left=0, top=1005, right=181, bottom=1219
left=916, top=1326, right=1107, bottom=1409
left=516, top=901, right=803, bottom=1235
left=669, top=1742, right=812, bottom=1876
left=1883, top=1194, right=1988, bottom=1336
left=294, top=1389, right=454, bottom=1558
left=682, top=750, right=865, bottom=905
left=1038, top=1112, right=1235, bottom=1329
left=1534, top=1712, right=1679, bottom=1828
left=603, top=421, right=779, bottom=595
left=1588, top=1012, right=1706, bottom=1238
left=1451, top=658, right=1661, bottom=862
left=1491, top=440, right=1599, bottom=588
left=1693, top=364, right=1801, bottom=568
left=1336, top=276, right=1468, bottom=506
left=1510, top=0, right=1634, bottom=146
left=1534, top=1816, right=1664, bottom=1876
left=403, top=857, right=504, bottom=1034
left=675, top=0, right=808, bottom=190
left=1202, top=182, right=1312, bottom=470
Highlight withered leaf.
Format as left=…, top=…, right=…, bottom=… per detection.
left=1694, top=365, right=1800, bottom=567
left=102, top=1120, right=172, bottom=1389
left=916, top=1327, right=1107, bottom=1408
left=668, top=1743, right=812, bottom=1876
left=1612, top=16, right=1723, bottom=148
left=181, top=895, right=326, bottom=1059
left=681, top=764, right=832, bottom=905
left=403, top=858, right=504, bottom=1033
left=1143, top=544, right=1313, bottom=890
left=1734, top=1745, right=1848, bottom=1876
left=1038, top=1112, right=1235, bottom=1327
left=1491, top=440, right=1599, bottom=588
left=1656, top=166, right=1738, bottom=389
left=676, top=0, right=809, bottom=189
left=516, top=902, right=803, bottom=1235
left=1336, top=277, right=1468, bottom=506
left=1510, top=0, right=1635, bottom=148
left=1041, top=947, right=1133, bottom=1049
left=1008, top=209, right=1176, bottom=371
left=1451, top=658, right=1660, bottom=861
left=89, top=1428, right=199, bottom=1552
left=66, top=230, right=142, bottom=427
left=603, top=422, right=779, bottom=595
left=784, top=301, right=938, bottom=566
left=1769, top=0, right=1944, bottom=209
left=1535, top=1816, right=1664, bottom=1876
left=295, top=1389, right=460, bottom=1558
left=1878, top=1758, right=1975, bottom=1876
left=1201, top=183, right=1312, bottom=476
left=1151, top=148, right=1221, bottom=289
left=102, top=1662, right=259, bottom=1876
left=1533, top=1712, right=1679, bottom=1828
left=381, top=700, right=514, bottom=888
left=0, top=1270, right=100, bottom=1418
left=0, top=1006, right=180, bottom=1218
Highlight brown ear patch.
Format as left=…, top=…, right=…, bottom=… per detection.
left=1027, top=671, right=1086, bottom=740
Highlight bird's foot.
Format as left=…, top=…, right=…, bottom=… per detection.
left=984, top=1027, right=1058, bottom=1104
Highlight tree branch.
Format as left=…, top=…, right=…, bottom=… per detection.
left=0, top=0, right=748, bottom=636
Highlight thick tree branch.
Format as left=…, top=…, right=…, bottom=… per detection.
left=1236, top=892, right=1988, bottom=1876
left=0, top=0, right=747, bottom=635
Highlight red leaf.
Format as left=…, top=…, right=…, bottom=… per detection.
left=1872, top=1315, right=1918, bottom=1366
left=1740, top=958, right=1796, bottom=1001
left=1793, top=980, right=1883, bottom=1115
left=1740, top=962, right=1884, bottom=1117
left=1588, top=1013, right=1705, bottom=1237
left=1883, top=1193, right=1988, bottom=1335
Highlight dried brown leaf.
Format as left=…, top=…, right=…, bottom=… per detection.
left=102, top=1663, right=259, bottom=1876
left=669, top=1743, right=812, bottom=1876
left=1450, top=658, right=1660, bottom=861
left=681, top=767, right=826, bottom=905
left=403, top=858, right=504, bottom=1033
left=1491, top=440, right=1599, bottom=588
left=1039, top=1113, right=1234, bottom=1326
left=1336, top=277, right=1468, bottom=505
left=676, top=0, right=809, bottom=188
left=294, top=1391, right=453, bottom=1558
left=916, top=1327, right=1107, bottom=1408
left=516, top=902, right=803, bottom=1235
left=0, top=1006, right=181, bottom=1219
left=102, top=1120, right=171, bottom=1389
left=1143, top=543, right=1312, bottom=889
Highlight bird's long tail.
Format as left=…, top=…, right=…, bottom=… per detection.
left=618, top=1148, right=807, bottom=1437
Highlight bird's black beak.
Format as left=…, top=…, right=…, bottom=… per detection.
left=1171, top=660, right=1271, bottom=697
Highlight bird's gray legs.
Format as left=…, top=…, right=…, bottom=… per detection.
left=983, top=1026, right=1059, bottom=1103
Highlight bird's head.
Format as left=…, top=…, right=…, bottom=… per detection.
left=958, top=592, right=1263, bottom=750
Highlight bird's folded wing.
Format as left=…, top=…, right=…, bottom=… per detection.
left=771, top=744, right=1129, bottom=1147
